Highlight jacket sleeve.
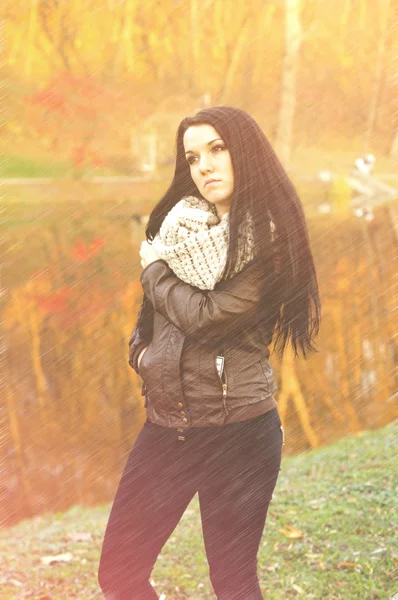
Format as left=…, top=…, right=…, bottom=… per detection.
left=128, top=293, right=154, bottom=374
left=140, top=258, right=266, bottom=342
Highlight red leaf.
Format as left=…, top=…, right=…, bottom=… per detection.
left=71, top=239, right=89, bottom=262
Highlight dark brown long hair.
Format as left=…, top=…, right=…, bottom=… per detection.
left=144, top=106, right=321, bottom=359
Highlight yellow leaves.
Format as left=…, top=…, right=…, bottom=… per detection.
left=305, top=555, right=326, bottom=570
left=2, top=287, right=37, bottom=330
left=337, top=277, right=350, bottom=293
left=25, top=276, right=53, bottom=296
left=119, top=280, right=142, bottom=312
left=212, top=44, right=225, bottom=61
left=340, top=55, right=354, bottom=69
left=164, top=37, right=174, bottom=56
left=81, top=317, right=102, bottom=338
left=291, top=583, right=305, bottom=595
left=148, top=30, right=159, bottom=48
left=109, top=311, right=121, bottom=326
left=279, top=525, right=303, bottom=539
left=41, top=552, right=73, bottom=565
left=328, top=178, right=351, bottom=210
left=356, top=260, right=367, bottom=275
left=2, top=296, right=19, bottom=331
left=334, top=256, right=350, bottom=274
left=346, top=496, right=359, bottom=504
left=337, top=560, right=363, bottom=571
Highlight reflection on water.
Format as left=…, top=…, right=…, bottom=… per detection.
left=3, top=185, right=397, bottom=526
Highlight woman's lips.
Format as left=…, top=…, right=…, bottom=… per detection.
left=205, top=180, right=221, bottom=187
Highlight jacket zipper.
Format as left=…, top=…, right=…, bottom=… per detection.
left=222, top=380, right=228, bottom=414
left=218, top=346, right=228, bottom=414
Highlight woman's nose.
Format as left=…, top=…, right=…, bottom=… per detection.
left=198, top=154, right=213, bottom=173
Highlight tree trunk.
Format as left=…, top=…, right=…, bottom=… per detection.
left=218, top=18, right=250, bottom=104
left=274, top=0, right=302, bottom=168
left=25, top=0, right=38, bottom=77
left=362, top=0, right=391, bottom=151
left=191, top=0, right=200, bottom=83
left=390, top=130, right=398, bottom=157
left=277, top=345, right=319, bottom=449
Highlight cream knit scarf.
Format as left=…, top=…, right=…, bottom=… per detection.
left=152, top=195, right=256, bottom=290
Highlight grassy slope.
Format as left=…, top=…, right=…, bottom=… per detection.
left=0, top=421, right=396, bottom=600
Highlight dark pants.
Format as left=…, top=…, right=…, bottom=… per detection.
left=98, top=407, right=283, bottom=600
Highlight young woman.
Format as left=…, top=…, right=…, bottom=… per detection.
left=98, top=106, right=321, bottom=600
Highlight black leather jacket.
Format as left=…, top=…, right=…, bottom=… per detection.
left=129, top=259, right=278, bottom=428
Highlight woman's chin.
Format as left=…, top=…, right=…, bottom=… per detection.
left=203, top=192, right=231, bottom=205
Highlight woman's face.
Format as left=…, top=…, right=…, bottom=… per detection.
left=183, top=124, right=234, bottom=217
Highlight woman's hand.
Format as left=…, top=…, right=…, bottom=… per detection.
left=140, top=240, right=162, bottom=269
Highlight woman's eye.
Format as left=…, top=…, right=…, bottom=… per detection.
left=186, top=145, right=225, bottom=165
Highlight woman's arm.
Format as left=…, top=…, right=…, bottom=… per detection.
left=140, top=258, right=266, bottom=342
left=152, top=223, right=228, bottom=290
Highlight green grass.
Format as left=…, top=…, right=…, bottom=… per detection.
left=0, top=153, right=118, bottom=179
left=0, top=422, right=396, bottom=599
left=1, top=153, right=72, bottom=178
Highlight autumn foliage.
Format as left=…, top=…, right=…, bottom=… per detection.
left=2, top=0, right=396, bottom=159
left=25, top=73, right=135, bottom=170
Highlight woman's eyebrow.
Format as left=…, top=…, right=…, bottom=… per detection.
left=185, top=138, right=223, bottom=155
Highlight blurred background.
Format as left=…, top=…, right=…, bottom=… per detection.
left=1, top=0, right=397, bottom=532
